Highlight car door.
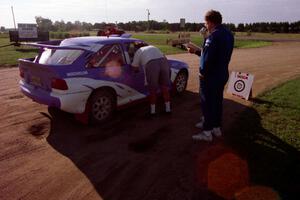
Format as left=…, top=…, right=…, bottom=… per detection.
left=86, top=43, right=147, bottom=104
left=122, top=42, right=147, bottom=95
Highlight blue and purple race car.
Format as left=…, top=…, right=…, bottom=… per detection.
left=18, top=35, right=189, bottom=124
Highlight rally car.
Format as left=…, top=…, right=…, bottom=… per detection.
left=18, top=35, right=189, bottom=124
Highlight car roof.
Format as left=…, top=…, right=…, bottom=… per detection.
left=26, top=36, right=144, bottom=53
left=60, top=36, right=143, bottom=47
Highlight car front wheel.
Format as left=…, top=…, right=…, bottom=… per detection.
left=174, top=71, right=188, bottom=94
left=89, top=89, right=116, bottom=124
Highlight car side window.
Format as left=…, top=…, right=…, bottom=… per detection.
left=87, top=44, right=125, bottom=68
left=124, top=43, right=135, bottom=63
left=99, top=44, right=125, bottom=67
left=87, top=44, right=113, bottom=68
left=124, top=41, right=148, bottom=63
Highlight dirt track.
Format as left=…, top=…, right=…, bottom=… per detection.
left=0, top=42, right=300, bottom=200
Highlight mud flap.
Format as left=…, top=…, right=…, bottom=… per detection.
left=74, top=103, right=90, bottom=125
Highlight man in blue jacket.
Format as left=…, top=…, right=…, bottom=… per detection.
left=190, top=10, right=234, bottom=141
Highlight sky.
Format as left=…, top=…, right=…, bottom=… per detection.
left=1, top=0, right=300, bottom=28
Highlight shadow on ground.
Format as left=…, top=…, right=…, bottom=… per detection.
left=42, top=91, right=299, bottom=200
left=225, top=98, right=300, bottom=200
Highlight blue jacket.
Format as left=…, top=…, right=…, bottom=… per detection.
left=200, top=25, right=234, bottom=84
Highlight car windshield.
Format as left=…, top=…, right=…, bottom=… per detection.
left=38, top=48, right=83, bottom=65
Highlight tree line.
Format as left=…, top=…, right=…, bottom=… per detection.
left=33, top=16, right=300, bottom=33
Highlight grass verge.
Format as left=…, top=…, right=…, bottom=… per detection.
left=234, top=40, right=271, bottom=48
left=0, top=38, right=37, bottom=66
left=226, top=77, right=300, bottom=199
left=1, top=32, right=272, bottom=67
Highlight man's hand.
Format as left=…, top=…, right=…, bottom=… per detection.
left=131, top=65, right=139, bottom=73
left=199, top=73, right=205, bottom=80
left=187, top=47, right=196, bottom=54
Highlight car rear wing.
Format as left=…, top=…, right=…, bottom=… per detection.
left=111, top=33, right=132, bottom=38
left=24, top=42, right=103, bottom=52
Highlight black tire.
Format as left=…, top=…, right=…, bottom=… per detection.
left=47, top=106, right=70, bottom=120
left=173, top=71, right=188, bottom=94
left=89, top=89, right=116, bottom=124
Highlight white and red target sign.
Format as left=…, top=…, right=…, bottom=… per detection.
left=227, top=71, right=254, bottom=100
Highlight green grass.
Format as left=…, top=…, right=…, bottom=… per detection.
left=254, top=78, right=300, bottom=149
left=0, top=32, right=272, bottom=67
left=226, top=77, right=300, bottom=199
left=132, top=33, right=189, bottom=54
left=0, top=33, right=9, bottom=38
left=0, top=38, right=37, bottom=66
left=235, top=32, right=300, bottom=39
left=154, top=45, right=186, bottom=54
left=234, top=40, right=271, bottom=48
left=132, top=32, right=271, bottom=53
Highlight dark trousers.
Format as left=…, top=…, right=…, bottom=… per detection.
left=200, top=79, right=225, bottom=131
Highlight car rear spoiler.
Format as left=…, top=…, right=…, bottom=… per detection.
left=104, top=33, right=132, bottom=38
left=24, top=42, right=103, bottom=52
left=120, top=33, right=132, bottom=38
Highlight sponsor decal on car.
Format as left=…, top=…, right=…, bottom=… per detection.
left=67, top=71, right=88, bottom=77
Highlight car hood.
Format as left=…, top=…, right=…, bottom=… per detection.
left=168, top=59, right=189, bottom=70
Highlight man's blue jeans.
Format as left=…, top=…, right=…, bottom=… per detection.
left=200, top=79, right=225, bottom=131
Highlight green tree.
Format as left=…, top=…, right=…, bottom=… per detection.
left=74, top=21, right=82, bottom=31
left=66, top=22, right=73, bottom=31
left=237, top=23, right=244, bottom=32
left=53, top=20, right=66, bottom=32
left=82, top=22, right=93, bottom=31
left=225, top=23, right=236, bottom=32
left=35, top=16, right=53, bottom=31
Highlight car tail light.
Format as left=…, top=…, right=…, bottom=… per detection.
left=19, top=68, right=24, bottom=79
left=51, top=78, right=68, bottom=90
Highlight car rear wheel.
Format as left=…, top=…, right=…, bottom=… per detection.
left=89, top=89, right=116, bottom=124
left=174, top=71, right=188, bottom=94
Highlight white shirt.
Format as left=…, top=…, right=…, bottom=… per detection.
left=131, top=45, right=164, bottom=67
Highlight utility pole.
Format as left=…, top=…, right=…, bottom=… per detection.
left=105, top=0, right=108, bottom=23
left=11, top=6, right=17, bottom=30
left=146, top=9, right=150, bottom=31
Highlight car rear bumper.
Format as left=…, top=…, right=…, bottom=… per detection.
left=20, top=80, right=91, bottom=114
left=20, top=80, right=61, bottom=108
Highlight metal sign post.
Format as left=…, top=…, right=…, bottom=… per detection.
left=11, top=6, right=17, bottom=30
left=147, top=9, right=150, bottom=31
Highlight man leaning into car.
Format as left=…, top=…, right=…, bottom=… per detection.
left=131, top=44, right=171, bottom=115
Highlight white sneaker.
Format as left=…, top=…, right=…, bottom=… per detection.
left=212, top=127, right=222, bottom=137
left=195, top=117, right=205, bottom=129
left=195, top=121, right=204, bottom=129
left=192, top=130, right=213, bottom=142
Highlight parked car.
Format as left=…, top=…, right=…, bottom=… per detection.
left=18, top=35, right=189, bottom=124
left=97, top=25, right=125, bottom=36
